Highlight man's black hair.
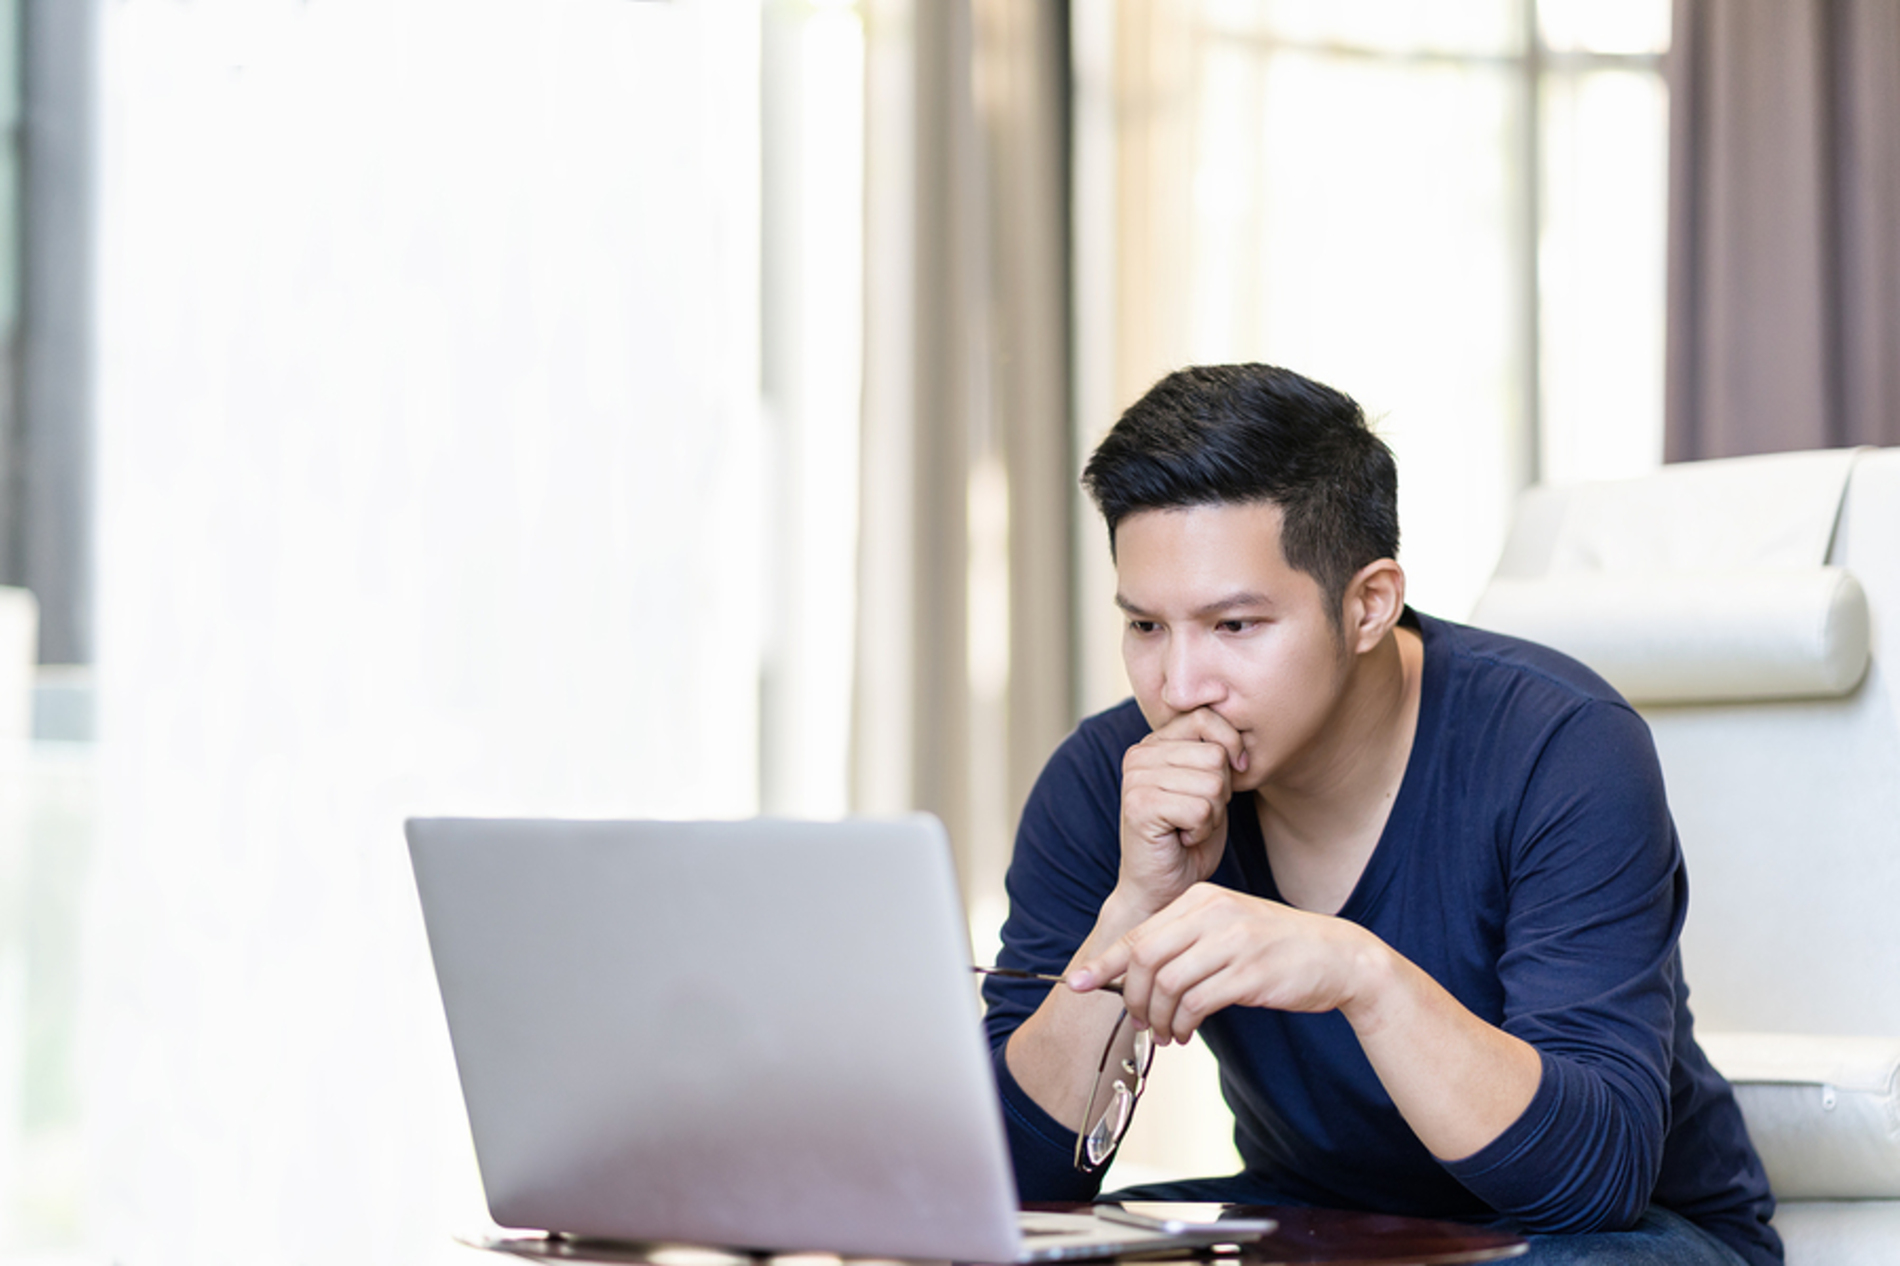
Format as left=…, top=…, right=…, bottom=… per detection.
left=1081, top=363, right=1400, bottom=619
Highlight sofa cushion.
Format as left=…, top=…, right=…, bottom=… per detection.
left=1699, top=1032, right=1900, bottom=1200
left=1470, top=568, right=1870, bottom=704
left=1768, top=1199, right=1900, bottom=1266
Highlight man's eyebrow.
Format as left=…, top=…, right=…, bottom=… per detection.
left=1115, top=591, right=1275, bottom=619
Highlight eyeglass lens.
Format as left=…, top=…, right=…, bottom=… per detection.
left=969, top=965, right=1151, bottom=1172
left=1077, top=1010, right=1156, bottom=1171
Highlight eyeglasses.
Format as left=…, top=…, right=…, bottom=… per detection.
left=972, top=967, right=1156, bottom=1173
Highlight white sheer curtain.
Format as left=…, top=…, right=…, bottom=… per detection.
left=84, top=3, right=765, bottom=1262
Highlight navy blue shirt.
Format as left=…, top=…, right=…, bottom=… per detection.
left=982, top=611, right=1780, bottom=1266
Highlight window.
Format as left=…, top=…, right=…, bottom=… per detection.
left=1074, top=0, right=1671, bottom=710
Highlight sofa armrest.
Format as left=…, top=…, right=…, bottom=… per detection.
left=1699, top=1032, right=1900, bottom=1200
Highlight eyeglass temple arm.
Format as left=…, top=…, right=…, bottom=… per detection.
left=971, top=965, right=1125, bottom=996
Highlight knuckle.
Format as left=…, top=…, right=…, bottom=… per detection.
left=1119, top=782, right=1155, bottom=810
left=1125, top=745, right=1171, bottom=776
left=1176, top=987, right=1205, bottom=1024
left=1190, top=769, right=1227, bottom=799
left=1183, top=741, right=1225, bottom=768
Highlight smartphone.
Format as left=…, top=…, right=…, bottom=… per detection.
left=1094, top=1202, right=1279, bottom=1236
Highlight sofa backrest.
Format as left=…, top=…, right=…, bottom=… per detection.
left=1474, top=448, right=1900, bottom=1036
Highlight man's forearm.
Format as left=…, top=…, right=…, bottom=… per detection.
left=1342, top=939, right=1543, bottom=1162
left=1002, top=887, right=1156, bottom=1131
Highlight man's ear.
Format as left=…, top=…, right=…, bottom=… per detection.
left=1342, top=558, right=1406, bottom=655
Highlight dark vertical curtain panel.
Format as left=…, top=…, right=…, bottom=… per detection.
left=858, top=0, right=978, bottom=865
left=1666, top=0, right=1900, bottom=461
left=9, top=0, right=99, bottom=666
left=972, top=0, right=1078, bottom=835
left=856, top=0, right=1075, bottom=898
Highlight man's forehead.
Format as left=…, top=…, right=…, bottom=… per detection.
left=1112, top=501, right=1289, bottom=563
left=1112, top=503, right=1319, bottom=610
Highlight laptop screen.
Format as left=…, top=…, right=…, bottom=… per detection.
left=408, top=815, right=1028, bottom=1261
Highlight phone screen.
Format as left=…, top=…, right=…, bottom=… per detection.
left=1095, top=1202, right=1278, bottom=1235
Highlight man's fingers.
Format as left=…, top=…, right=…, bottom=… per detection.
left=1121, top=763, right=1230, bottom=810
left=1126, top=735, right=1233, bottom=781
left=1073, top=901, right=1193, bottom=1036
left=1118, top=913, right=1202, bottom=1042
left=1147, top=708, right=1248, bottom=773
left=1067, top=908, right=1177, bottom=994
left=1122, top=739, right=1233, bottom=851
left=1077, top=886, right=1246, bottom=1043
left=1144, top=945, right=1243, bottom=1044
left=1123, top=785, right=1226, bottom=848
left=1067, top=940, right=1129, bottom=994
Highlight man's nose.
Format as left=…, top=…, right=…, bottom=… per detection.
left=1159, top=635, right=1223, bottom=712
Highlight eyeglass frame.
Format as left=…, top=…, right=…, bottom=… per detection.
left=972, top=966, right=1156, bottom=1173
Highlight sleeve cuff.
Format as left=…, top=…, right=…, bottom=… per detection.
left=1440, top=1052, right=1654, bottom=1234
left=992, top=1041, right=1105, bottom=1203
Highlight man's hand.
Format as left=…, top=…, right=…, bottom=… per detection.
left=1117, top=709, right=1249, bottom=917
left=1065, top=882, right=1544, bottom=1163
left=998, top=709, right=1248, bottom=1132
left=1068, top=883, right=1376, bottom=1045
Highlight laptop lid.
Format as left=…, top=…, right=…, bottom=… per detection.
left=407, top=814, right=1032, bottom=1262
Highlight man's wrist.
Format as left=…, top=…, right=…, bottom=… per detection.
left=1095, top=882, right=1164, bottom=944
left=1337, top=929, right=1407, bottom=1037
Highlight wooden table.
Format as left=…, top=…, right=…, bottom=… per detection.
left=1200, top=1205, right=1525, bottom=1264
left=474, top=1205, right=1525, bottom=1266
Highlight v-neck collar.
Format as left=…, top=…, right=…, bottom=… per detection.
left=1224, top=607, right=1439, bottom=922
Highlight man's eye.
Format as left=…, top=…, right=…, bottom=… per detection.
left=1128, top=620, right=1159, bottom=635
left=1217, top=619, right=1257, bottom=633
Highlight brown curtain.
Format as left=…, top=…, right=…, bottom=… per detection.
left=974, top=0, right=1080, bottom=838
left=855, top=0, right=1076, bottom=909
left=1665, top=0, right=1900, bottom=461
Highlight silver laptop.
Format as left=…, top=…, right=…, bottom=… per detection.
left=406, top=814, right=1270, bottom=1263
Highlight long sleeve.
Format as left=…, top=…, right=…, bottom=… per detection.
left=979, top=701, right=1151, bottom=1199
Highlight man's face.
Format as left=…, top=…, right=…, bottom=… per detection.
left=1115, top=501, right=1353, bottom=793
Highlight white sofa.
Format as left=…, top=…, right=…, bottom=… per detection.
left=1474, top=447, right=1900, bottom=1266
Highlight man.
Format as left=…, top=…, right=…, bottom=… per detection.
left=980, top=364, right=1779, bottom=1265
